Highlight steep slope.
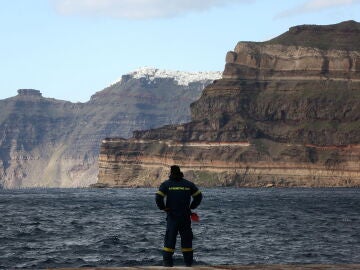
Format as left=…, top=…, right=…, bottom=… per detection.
left=0, top=69, right=220, bottom=188
left=97, top=21, right=360, bottom=188
left=0, top=90, right=83, bottom=187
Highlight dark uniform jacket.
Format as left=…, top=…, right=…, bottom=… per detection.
left=156, top=178, right=202, bottom=217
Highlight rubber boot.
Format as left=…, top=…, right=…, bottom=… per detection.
left=183, top=251, right=193, bottom=267
left=163, top=251, right=174, bottom=267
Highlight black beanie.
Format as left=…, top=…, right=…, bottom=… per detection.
left=170, top=165, right=183, bottom=179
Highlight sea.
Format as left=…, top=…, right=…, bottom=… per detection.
left=0, top=188, right=359, bottom=269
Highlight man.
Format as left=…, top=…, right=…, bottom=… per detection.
left=155, top=165, right=202, bottom=267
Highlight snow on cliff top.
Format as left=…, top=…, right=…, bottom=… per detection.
left=112, top=67, right=222, bottom=86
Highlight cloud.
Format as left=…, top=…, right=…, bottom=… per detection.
left=276, top=0, right=360, bottom=18
left=53, top=0, right=253, bottom=19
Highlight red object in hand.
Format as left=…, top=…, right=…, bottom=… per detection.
left=190, top=212, right=200, bottom=222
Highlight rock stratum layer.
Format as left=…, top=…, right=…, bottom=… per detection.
left=98, top=21, right=360, bottom=188
left=0, top=69, right=220, bottom=188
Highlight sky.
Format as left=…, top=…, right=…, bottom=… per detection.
left=0, top=0, right=359, bottom=102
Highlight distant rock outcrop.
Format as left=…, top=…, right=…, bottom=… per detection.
left=17, top=89, right=43, bottom=97
left=97, top=21, right=360, bottom=188
left=0, top=68, right=220, bottom=188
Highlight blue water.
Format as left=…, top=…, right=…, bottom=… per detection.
left=0, top=188, right=359, bottom=269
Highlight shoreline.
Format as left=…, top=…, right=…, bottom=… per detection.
left=89, top=183, right=360, bottom=188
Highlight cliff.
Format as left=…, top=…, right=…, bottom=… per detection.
left=97, top=21, right=360, bottom=188
left=0, top=69, right=220, bottom=188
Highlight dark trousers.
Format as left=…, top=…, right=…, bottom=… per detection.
left=163, top=214, right=193, bottom=266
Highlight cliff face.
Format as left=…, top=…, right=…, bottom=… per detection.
left=98, top=21, right=360, bottom=188
left=0, top=69, right=220, bottom=188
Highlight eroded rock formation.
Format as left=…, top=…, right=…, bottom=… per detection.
left=0, top=70, right=219, bottom=188
left=97, top=21, right=360, bottom=187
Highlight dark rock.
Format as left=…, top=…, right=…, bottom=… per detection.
left=17, top=89, right=42, bottom=97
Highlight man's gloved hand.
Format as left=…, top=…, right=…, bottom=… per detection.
left=163, top=208, right=171, bottom=212
left=190, top=212, right=200, bottom=222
